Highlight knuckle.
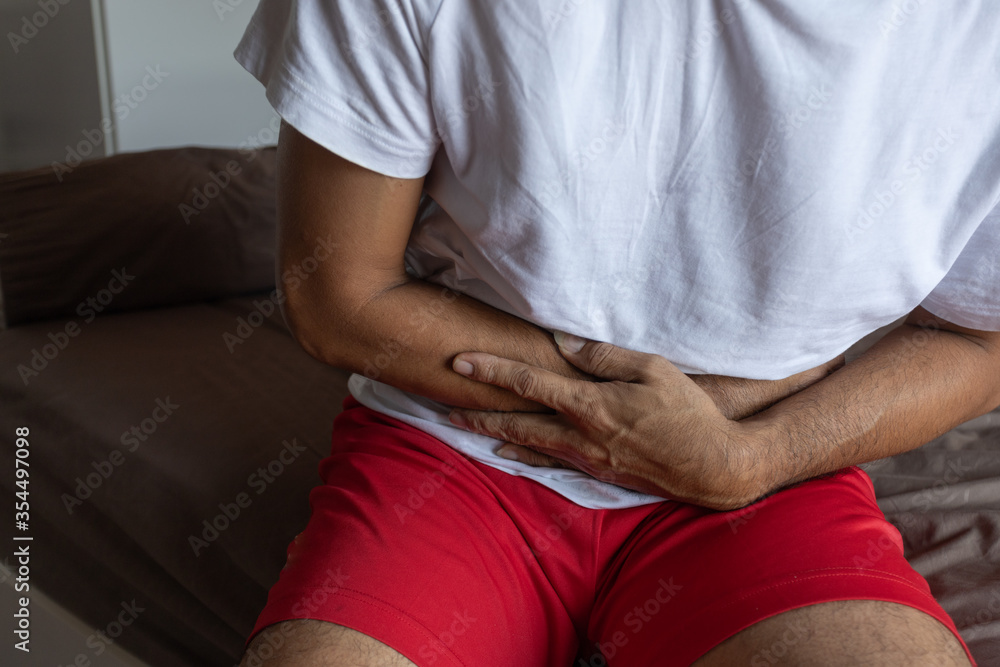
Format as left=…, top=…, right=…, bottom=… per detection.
left=463, top=412, right=484, bottom=433
left=577, top=388, right=615, bottom=432
left=508, top=366, right=538, bottom=398
left=527, top=448, right=559, bottom=468
left=639, top=354, right=666, bottom=377
left=479, top=360, right=498, bottom=384
left=587, top=343, right=617, bottom=373
left=496, top=413, right=527, bottom=444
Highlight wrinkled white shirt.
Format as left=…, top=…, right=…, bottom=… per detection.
left=237, top=0, right=1000, bottom=508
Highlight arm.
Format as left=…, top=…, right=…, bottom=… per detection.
left=277, top=122, right=828, bottom=417
left=691, top=356, right=844, bottom=421
left=736, top=307, right=1000, bottom=497
left=444, top=307, right=1000, bottom=509
left=276, top=123, right=588, bottom=412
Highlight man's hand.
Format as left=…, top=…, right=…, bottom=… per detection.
left=449, top=309, right=1000, bottom=512
left=448, top=332, right=756, bottom=509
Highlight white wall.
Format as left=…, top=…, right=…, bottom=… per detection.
left=102, top=0, right=276, bottom=153
left=0, top=0, right=104, bottom=171
left=0, top=0, right=277, bottom=172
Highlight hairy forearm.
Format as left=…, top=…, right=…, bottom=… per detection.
left=737, top=320, right=1000, bottom=500
left=690, top=358, right=842, bottom=421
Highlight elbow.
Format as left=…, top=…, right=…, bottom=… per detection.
left=279, top=289, right=352, bottom=368
left=279, top=299, right=323, bottom=362
left=276, top=265, right=411, bottom=372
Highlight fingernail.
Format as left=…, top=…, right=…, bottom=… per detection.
left=449, top=411, right=468, bottom=428
left=554, top=331, right=586, bottom=353
left=497, top=446, right=520, bottom=462
left=453, top=359, right=475, bottom=376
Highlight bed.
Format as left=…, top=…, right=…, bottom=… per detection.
left=1, top=147, right=997, bottom=665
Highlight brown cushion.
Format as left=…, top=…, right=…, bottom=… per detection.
left=0, top=146, right=277, bottom=328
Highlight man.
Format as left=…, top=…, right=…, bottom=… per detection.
left=235, top=1, right=999, bottom=664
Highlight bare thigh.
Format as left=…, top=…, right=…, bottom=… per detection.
left=693, top=600, right=971, bottom=667
left=240, top=620, right=417, bottom=667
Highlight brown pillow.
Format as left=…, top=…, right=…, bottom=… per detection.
left=0, top=146, right=278, bottom=328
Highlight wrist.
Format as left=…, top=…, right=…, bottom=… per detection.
left=715, top=420, right=777, bottom=508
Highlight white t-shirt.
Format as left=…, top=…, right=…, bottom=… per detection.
left=236, top=0, right=1000, bottom=509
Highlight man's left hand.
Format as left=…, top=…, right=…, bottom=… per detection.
left=448, top=332, right=762, bottom=510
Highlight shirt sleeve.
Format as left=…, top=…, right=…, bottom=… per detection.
left=234, top=0, right=440, bottom=179
left=920, top=203, right=1000, bottom=331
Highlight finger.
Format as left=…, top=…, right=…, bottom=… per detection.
left=449, top=408, right=570, bottom=451
left=497, top=444, right=579, bottom=470
left=553, top=331, right=669, bottom=383
left=451, top=353, right=583, bottom=412
left=501, top=444, right=621, bottom=486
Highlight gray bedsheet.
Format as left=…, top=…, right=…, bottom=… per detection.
left=863, top=411, right=1000, bottom=663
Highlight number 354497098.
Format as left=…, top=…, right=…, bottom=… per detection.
left=15, top=427, right=29, bottom=526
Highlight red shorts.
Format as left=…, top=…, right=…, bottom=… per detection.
left=246, top=397, right=975, bottom=666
